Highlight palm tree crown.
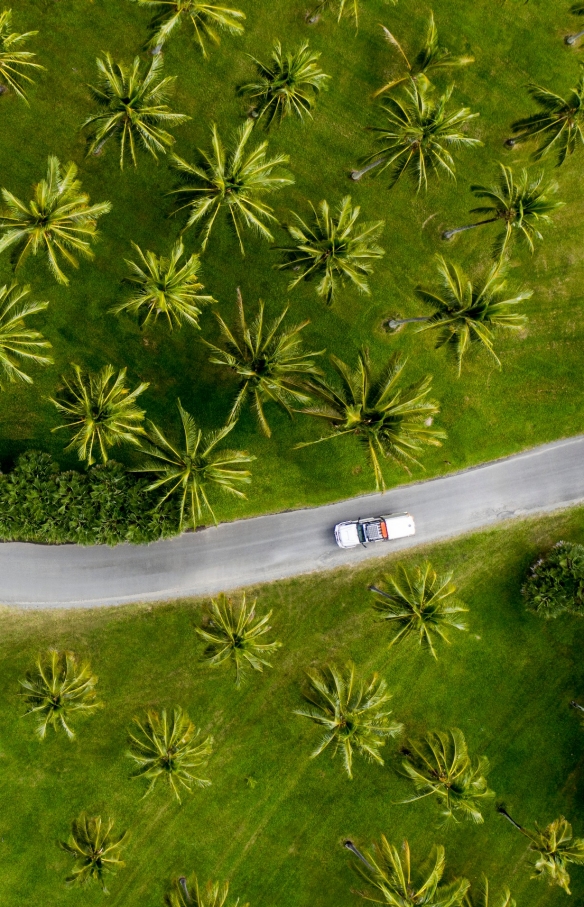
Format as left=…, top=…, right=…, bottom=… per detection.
left=20, top=649, right=101, bottom=740
left=497, top=808, right=584, bottom=894
left=114, top=240, right=215, bottom=330
left=134, top=0, right=245, bottom=57
left=0, top=282, right=52, bottom=385
left=295, top=662, right=403, bottom=778
left=134, top=399, right=254, bottom=529
left=0, top=156, right=111, bottom=285
left=171, top=121, right=293, bottom=253
left=511, top=74, right=584, bottom=165
left=83, top=54, right=189, bottom=169
left=370, top=562, right=468, bottom=657
left=204, top=288, right=322, bottom=436
left=277, top=196, right=385, bottom=304
left=239, top=40, right=330, bottom=126
left=60, top=814, right=126, bottom=891
left=0, top=8, right=44, bottom=102
left=51, top=364, right=148, bottom=465
left=298, top=350, right=444, bottom=491
left=168, top=876, right=244, bottom=907
left=197, top=592, right=282, bottom=686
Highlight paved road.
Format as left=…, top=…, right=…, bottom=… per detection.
left=1, top=435, right=584, bottom=609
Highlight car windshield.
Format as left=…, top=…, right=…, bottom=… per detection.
left=357, top=523, right=365, bottom=544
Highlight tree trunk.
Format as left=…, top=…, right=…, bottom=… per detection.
left=566, top=29, right=584, bottom=44
left=385, top=316, right=429, bottom=330
left=442, top=218, right=498, bottom=240
left=350, top=158, right=386, bottom=181
left=496, top=806, right=526, bottom=834
left=179, top=877, right=190, bottom=901
left=369, top=584, right=393, bottom=599
left=343, top=840, right=374, bottom=870
left=570, top=700, right=584, bottom=713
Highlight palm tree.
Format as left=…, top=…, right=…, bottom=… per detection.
left=51, top=364, right=148, bottom=465
left=509, top=75, right=584, bottom=165
left=82, top=54, right=189, bottom=169
left=128, top=707, right=213, bottom=801
left=238, top=40, right=330, bottom=126
left=171, top=121, right=293, bottom=254
left=400, top=728, right=494, bottom=823
left=60, top=814, right=126, bottom=892
left=114, top=240, right=215, bottom=330
left=295, top=662, right=403, bottom=778
left=20, top=649, right=101, bottom=740
left=369, top=563, right=468, bottom=657
left=167, top=876, right=239, bottom=907
left=277, top=196, right=385, bottom=304
left=443, top=164, right=563, bottom=258
left=308, top=0, right=365, bottom=28
left=133, top=399, right=254, bottom=529
left=197, top=592, right=282, bottom=686
left=133, top=0, right=245, bottom=58
left=464, top=878, right=514, bottom=907
left=0, top=8, right=43, bottom=102
left=411, top=257, right=530, bottom=375
left=374, top=14, right=474, bottom=97
left=352, top=78, right=480, bottom=190
left=345, top=837, right=470, bottom=907
left=0, top=282, right=52, bottom=385
left=497, top=807, right=584, bottom=893
left=297, top=350, right=444, bottom=491
left=0, top=156, right=111, bottom=285
left=204, top=288, right=323, bottom=436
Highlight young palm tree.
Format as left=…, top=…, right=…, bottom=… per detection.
left=400, top=728, right=494, bottom=823
left=196, top=592, right=282, bottom=686
left=352, top=78, right=480, bottom=190
left=239, top=41, right=330, bottom=126
left=464, top=877, right=515, bottom=907
left=443, top=164, right=563, bottom=258
left=168, top=876, right=241, bottom=907
left=369, top=563, right=468, bottom=657
left=297, top=350, right=444, bottom=491
left=204, top=288, right=323, bottom=437
left=0, top=156, right=111, bottom=285
left=509, top=75, right=584, bottom=165
left=171, top=121, right=293, bottom=254
left=0, top=8, right=44, bottom=102
left=60, top=814, right=126, bottom=891
left=308, top=0, right=370, bottom=29
left=134, top=399, right=254, bottom=529
left=20, top=649, right=101, bottom=740
left=277, top=196, right=385, bottom=304
left=82, top=54, right=189, bottom=169
left=497, top=808, right=584, bottom=893
left=0, top=282, right=52, bottom=385
left=295, top=662, right=403, bottom=778
left=51, top=364, right=148, bottom=465
left=128, top=707, right=213, bottom=801
left=133, top=0, right=245, bottom=57
left=374, top=14, right=474, bottom=97
left=114, top=240, right=215, bottom=330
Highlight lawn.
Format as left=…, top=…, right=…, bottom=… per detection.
left=0, top=0, right=583, bottom=524
left=2, top=507, right=584, bottom=905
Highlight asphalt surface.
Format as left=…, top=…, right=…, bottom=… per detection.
left=2, top=435, right=584, bottom=609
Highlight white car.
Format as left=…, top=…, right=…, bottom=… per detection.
left=334, top=512, right=415, bottom=549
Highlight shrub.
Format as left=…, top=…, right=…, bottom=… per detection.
left=522, top=541, right=584, bottom=618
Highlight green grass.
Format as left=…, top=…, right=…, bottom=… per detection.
left=2, top=507, right=584, bottom=905
left=0, top=0, right=582, bottom=522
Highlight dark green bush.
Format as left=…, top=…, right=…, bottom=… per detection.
left=522, top=541, right=584, bottom=618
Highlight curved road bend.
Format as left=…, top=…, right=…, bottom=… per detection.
left=1, top=435, right=584, bottom=609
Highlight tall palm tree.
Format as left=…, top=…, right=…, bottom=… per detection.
left=0, top=156, right=111, bottom=285
left=60, top=814, right=126, bottom=891
left=277, top=196, right=385, bottom=304
left=297, top=350, right=444, bottom=491
left=171, top=121, right=293, bottom=254
left=133, top=0, right=245, bottom=58
left=204, top=288, right=323, bottom=436
left=352, top=78, right=480, bottom=190
left=168, top=876, right=241, bottom=907
left=20, top=649, right=101, bottom=740
left=497, top=808, right=584, bottom=893
left=413, top=257, right=530, bottom=375
left=51, top=364, right=148, bottom=465
left=0, top=8, right=44, bottom=102
left=369, top=563, right=468, bottom=657
left=509, top=75, right=584, bottom=165
left=82, top=54, right=189, bottom=169
left=443, top=164, right=563, bottom=258
left=128, top=708, right=213, bottom=801
left=0, top=282, right=52, bottom=385
left=114, top=240, right=215, bottom=330
left=345, top=837, right=470, bottom=907
left=464, top=877, right=515, bottom=907
left=196, top=592, right=282, bottom=686
left=134, top=399, right=254, bottom=529
left=295, top=662, right=403, bottom=778
left=238, top=40, right=330, bottom=126
left=400, top=728, right=494, bottom=823
left=374, top=14, right=474, bottom=97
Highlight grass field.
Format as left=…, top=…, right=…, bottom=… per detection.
left=2, top=507, right=584, bottom=905
left=1, top=0, right=583, bottom=522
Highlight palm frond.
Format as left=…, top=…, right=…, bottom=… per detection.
left=0, top=9, right=44, bottom=102
left=20, top=649, right=101, bottom=740
left=60, top=814, right=126, bottom=892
